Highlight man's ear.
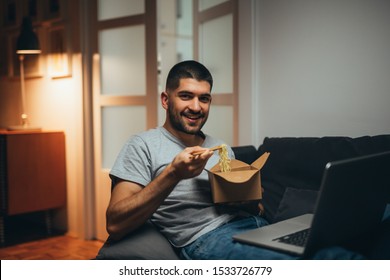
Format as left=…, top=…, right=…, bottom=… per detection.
left=161, top=91, right=169, bottom=110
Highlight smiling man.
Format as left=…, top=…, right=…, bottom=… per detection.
left=106, top=61, right=309, bottom=259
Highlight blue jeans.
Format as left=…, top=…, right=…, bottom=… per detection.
left=181, top=216, right=295, bottom=260
left=180, top=215, right=366, bottom=260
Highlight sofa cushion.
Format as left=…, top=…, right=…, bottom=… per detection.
left=273, top=187, right=318, bottom=223
left=369, top=217, right=390, bottom=259
left=95, top=221, right=179, bottom=260
left=359, top=204, right=390, bottom=259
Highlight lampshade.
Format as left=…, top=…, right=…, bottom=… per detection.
left=16, top=17, right=41, bottom=54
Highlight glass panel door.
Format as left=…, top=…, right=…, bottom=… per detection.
left=93, top=0, right=157, bottom=240
left=194, top=0, right=238, bottom=146
left=99, top=25, right=146, bottom=96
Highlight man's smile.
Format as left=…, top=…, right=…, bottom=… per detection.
left=182, top=112, right=204, bottom=122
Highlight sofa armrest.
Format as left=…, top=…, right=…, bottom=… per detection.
left=95, top=221, right=180, bottom=260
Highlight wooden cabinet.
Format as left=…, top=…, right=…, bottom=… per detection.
left=0, top=131, right=67, bottom=245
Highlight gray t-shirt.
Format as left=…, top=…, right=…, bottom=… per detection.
left=109, top=126, right=238, bottom=247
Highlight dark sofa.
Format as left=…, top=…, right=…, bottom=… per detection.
left=96, top=135, right=390, bottom=260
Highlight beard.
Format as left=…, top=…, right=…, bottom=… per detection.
left=167, top=103, right=208, bottom=135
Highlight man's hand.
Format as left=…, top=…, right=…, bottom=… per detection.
left=169, top=146, right=213, bottom=180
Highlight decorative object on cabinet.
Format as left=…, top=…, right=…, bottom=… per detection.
left=0, top=130, right=67, bottom=246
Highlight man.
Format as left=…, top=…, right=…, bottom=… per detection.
left=106, top=60, right=363, bottom=259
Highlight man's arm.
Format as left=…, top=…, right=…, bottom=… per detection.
left=106, top=147, right=213, bottom=241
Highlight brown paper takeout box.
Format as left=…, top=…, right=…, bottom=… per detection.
left=207, top=152, right=270, bottom=203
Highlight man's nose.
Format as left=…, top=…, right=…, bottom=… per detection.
left=188, top=98, right=201, bottom=111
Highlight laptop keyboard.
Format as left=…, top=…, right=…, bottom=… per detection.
left=273, top=228, right=310, bottom=247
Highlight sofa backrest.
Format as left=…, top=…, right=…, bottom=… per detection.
left=258, top=135, right=390, bottom=223
left=231, top=145, right=259, bottom=164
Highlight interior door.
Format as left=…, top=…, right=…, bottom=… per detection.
left=193, top=0, right=238, bottom=146
left=92, top=0, right=157, bottom=240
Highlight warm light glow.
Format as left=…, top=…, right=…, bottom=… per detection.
left=16, top=50, right=42, bottom=54
left=48, top=52, right=70, bottom=77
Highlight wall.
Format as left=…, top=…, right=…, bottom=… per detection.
left=238, top=0, right=258, bottom=146
left=253, top=0, right=390, bottom=144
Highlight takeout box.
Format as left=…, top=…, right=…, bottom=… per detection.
left=207, top=152, right=270, bottom=203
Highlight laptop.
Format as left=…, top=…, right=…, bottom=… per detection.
left=233, top=151, right=390, bottom=258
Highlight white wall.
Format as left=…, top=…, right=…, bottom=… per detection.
left=238, top=0, right=257, bottom=146
left=240, top=0, right=390, bottom=147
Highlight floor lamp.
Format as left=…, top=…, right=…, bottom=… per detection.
left=8, top=17, right=41, bottom=131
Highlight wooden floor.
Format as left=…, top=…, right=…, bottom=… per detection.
left=0, top=235, right=104, bottom=260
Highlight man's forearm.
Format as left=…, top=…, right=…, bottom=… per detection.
left=106, top=163, right=180, bottom=240
left=106, top=148, right=213, bottom=241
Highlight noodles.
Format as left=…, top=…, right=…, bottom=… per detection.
left=218, top=144, right=231, bottom=172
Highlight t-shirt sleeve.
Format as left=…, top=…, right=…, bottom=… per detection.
left=109, top=135, right=152, bottom=189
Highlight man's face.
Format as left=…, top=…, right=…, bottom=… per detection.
left=163, top=78, right=212, bottom=135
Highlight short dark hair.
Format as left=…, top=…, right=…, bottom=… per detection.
left=165, top=60, right=213, bottom=92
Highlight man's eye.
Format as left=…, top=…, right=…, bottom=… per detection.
left=180, top=94, right=192, bottom=100
left=200, top=96, right=211, bottom=103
